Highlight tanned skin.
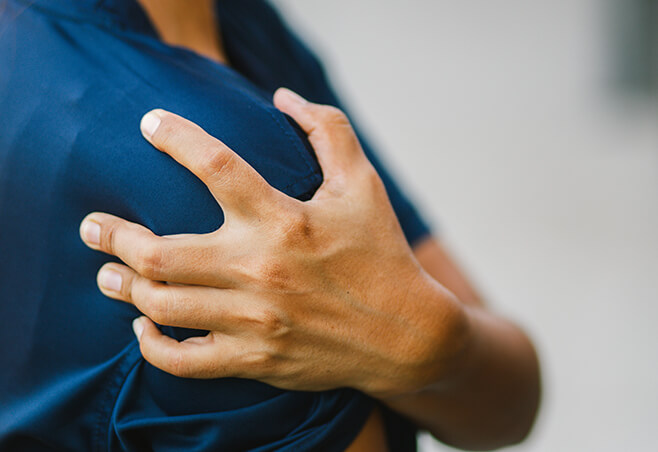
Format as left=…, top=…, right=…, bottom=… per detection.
left=81, top=2, right=541, bottom=450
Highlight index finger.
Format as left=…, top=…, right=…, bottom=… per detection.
left=140, top=109, right=283, bottom=219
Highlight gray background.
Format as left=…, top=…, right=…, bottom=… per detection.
left=273, top=1, right=658, bottom=451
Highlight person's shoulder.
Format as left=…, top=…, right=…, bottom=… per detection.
left=0, top=2, right=322, bottom=204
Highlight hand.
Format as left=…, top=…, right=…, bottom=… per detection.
left=79, top=88, right=469, bottom=397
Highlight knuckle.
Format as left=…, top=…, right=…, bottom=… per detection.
left=140, top=285, right=172, bottom=325
left=278, top=209, right=314, bottom=243
left=134, top=241, right=165, bottom=279
left=361, top=164, right=385, bottom=193
left=101, top=220, right=121, bottom=253
left=317, top=105, right=348, bottom=126
left=199, top=144, right=234, bottom=180
left=124, top=272, right=141, bottom=303
left=251, top=309, right=289, bottom=338
left=167, top=348, right=191, bottom=378
left=240, top=349, right=277, bottom=376
left=253, top=258, right=291, bottom=290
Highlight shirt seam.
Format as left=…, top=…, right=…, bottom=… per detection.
left=92, top=342, right=142, bottom=452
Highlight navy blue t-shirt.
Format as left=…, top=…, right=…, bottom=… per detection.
left=0, top=0, right=430, bottom=450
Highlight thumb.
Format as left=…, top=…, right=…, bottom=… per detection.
left=273, top=88, right=367, bottom=183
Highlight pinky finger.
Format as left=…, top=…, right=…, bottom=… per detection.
left=132, top=316, right=228, bottom=379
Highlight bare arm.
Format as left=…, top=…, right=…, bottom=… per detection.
left=384, top=237, right=541, bottom=449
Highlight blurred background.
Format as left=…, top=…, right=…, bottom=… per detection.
left=273, top=1, right=657, bottom=451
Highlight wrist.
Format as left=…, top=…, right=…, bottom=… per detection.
left=367, top=270, right=473, bottom=399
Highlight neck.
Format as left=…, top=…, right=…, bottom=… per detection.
left=137, top=0, right=228, bottom=65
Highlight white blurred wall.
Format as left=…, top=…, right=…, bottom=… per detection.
left=273, top=1, right=658, bottom=451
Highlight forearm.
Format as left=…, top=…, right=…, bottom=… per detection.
left=379, top=289, right=541, bottom=450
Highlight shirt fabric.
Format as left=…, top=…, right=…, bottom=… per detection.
left=0, top=0, right=430, bottom=450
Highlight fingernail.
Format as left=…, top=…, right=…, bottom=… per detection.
left=140, top=110, right=162, bottom=140
left=81, top=220, right=101, bottom=246
left=99, top=268, right=122, bottom=292
left=132, top=317, right=145, bottom=341
left=278, top=87, right=307, bottom=105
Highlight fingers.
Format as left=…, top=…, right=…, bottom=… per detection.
left=140, top=109, right=282, bottom=219
left=273, top=88, right=369, bottom=182
left=132, top=317, right=225, bottom=378
left=80, top=212, right=233, bottom=286
left=110, top=272, right=283, bottom=381
left=96, top=262, right=250, bottom=331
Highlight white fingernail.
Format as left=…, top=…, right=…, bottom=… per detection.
left=132, top=317, right=145, bottom=340
left=140, top=111, right=161, bottom=139
left=99, top=268, right=122, bottom=292
left=81, top=220, right=101, bottom=246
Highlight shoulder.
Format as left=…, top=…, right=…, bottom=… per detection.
left=0, top=1, right=322, bottom=208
